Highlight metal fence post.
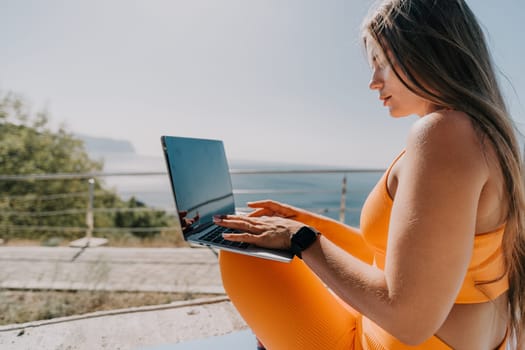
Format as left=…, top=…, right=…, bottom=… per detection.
left=69, top=178, right=108, bottom=248
left=339, top=175, right=347, bottom=223
left=86, top=178, right=94, bottom=241
left=0, top=196, right=8, bottom=244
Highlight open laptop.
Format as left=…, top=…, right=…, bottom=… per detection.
left=161, top=135, right=294, bottom=263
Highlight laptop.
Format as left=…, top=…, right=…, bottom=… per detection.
left=161, top=135, right=294, bottom=263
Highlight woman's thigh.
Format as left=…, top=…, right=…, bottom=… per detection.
left=219, top=251, right=359, bottom=350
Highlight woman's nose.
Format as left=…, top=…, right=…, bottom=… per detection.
left=369, top=70, right=383, bottom=90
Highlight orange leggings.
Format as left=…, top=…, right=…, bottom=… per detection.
left=219, top=251, right=510, bottom=349
left=219, top=251, right=360, bottom=349
left=219, top=215, right=368, bottom=349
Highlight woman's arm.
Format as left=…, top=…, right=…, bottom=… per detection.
left=301, top=111, right=488, bottom=344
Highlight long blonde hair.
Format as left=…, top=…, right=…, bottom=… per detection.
left=363, top=0, right=525, bottom=346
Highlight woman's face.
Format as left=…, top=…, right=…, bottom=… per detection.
left=366, top=35, right=436, bottom=118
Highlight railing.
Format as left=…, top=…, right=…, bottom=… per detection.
left=0, top=168, right=384, bottom=246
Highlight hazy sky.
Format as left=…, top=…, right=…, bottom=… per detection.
left=1, top=0, right=523, bottom=167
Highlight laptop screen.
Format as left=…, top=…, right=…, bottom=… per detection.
left=162, top=136, right=236, bottom=238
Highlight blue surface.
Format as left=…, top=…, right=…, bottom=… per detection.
left=140, top=330, right=256, bottom=349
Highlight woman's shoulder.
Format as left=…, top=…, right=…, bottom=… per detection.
left=408, top=109, right=481, bottom=153
left=405, top=109, right=489, bottom=179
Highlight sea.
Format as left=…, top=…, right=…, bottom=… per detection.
left=95, top=153, right=384, bottom=227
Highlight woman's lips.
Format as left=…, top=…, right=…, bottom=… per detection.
left=381, top=96, right=391, bottom=106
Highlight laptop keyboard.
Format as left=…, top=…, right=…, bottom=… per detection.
left=201, top=226, right=250, bottom=249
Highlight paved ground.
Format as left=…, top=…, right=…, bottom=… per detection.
left=0, top=246, right=249, bottom=350
left=0, top=246, right=225, bottom=294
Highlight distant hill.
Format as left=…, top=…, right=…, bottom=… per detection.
left=76, top=134, right=136, bottom=154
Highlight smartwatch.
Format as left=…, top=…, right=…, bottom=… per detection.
left=290, top=226, right=320, bottom=259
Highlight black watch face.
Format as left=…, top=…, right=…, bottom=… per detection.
left=293, top=226, right=319, bottom=250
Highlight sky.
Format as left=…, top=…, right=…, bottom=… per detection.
left=1, top=0, right=524, bottom=167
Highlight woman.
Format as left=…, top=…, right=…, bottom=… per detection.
left=215, top=0, right=525, bottom=348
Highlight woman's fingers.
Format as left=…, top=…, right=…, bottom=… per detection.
left=247, top=207, right=273, bottom=217
left=247, top=200, right=297, bottom=218
left=247, top=200, right=280, bottom=210
left=222, top=232, right=260, bottom=244
left=214, top=215, right=263, bottom=233
left=217, top=215, right=302, bottom=250
left=223, top=230, right=290, bottom=250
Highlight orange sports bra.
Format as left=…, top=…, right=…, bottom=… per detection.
left=360, top=151, right=508, bottom=304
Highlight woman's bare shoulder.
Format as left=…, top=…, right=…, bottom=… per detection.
left=405, top=109, right=489, bottom=181
left=408, top=110, right=483, bottom=155
left=410, top=110, right=476, bottom=142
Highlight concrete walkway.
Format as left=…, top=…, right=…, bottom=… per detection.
left=0, top=246, right=225, bottom=294
left=0, top=246, right=249, bottom=350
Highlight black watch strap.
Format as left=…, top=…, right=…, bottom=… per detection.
left=290, top=226, right=320, bottom=259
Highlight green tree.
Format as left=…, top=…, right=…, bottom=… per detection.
left=0, top=92, right=102, bottom=178
left=0, top=92, right=174, bottom=243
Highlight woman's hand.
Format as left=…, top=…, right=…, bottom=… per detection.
left=246, top=200, right=311, bottom=222
left=213, top=214, right=304, bottom=250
